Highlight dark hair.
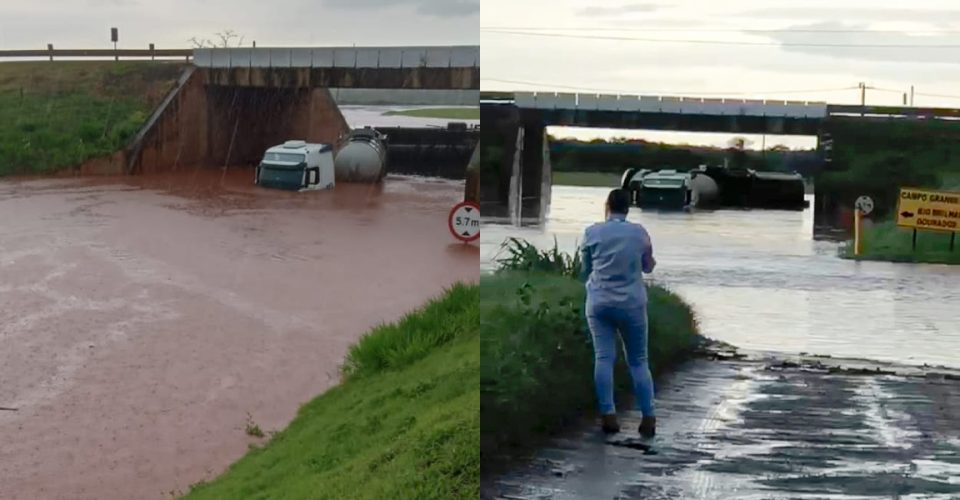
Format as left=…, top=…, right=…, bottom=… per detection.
left=606, top=188, right=631, bottom=214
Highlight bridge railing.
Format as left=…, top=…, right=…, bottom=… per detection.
left=0, top=48, right=191, bottom=61
left=827, top=104, right=960, bottom=120
left=513, top=91, right=829, bottom=118
left=193, top=46, right=480, bottom=69
left=0, top=46, right=482, bottom=69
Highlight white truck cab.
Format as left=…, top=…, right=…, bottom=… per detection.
left=255, top=140, right=336, bottom=191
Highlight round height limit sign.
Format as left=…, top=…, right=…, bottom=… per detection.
left=449, top=201, right=480, bottom=243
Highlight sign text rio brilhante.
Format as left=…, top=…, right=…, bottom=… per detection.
left=896, top=188, right=960, bottom=231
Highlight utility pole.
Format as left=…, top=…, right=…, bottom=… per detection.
left=910, top=85, right=915, bottom=106
left=859, top=82, right=866, bottom=116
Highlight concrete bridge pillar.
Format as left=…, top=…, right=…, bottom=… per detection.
left=478, top=104, right=552, bottom=224
left=508, top=127, right=524, bottom=224
left=516, top=122, right=550, bottom=224
left=465, top=142, right=480, bottom=203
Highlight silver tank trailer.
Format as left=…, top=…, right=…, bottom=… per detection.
left=689, top=167, right=720, bottom=207
left=334, top=127, right=387, bottom=183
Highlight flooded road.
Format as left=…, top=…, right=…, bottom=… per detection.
left=0, top=170, right=477, bottom=499
left=481, top=185, right=960, bottom=369
left=339, top=105, right=479, bottom=129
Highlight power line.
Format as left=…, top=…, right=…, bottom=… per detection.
left=915, top=92, right=960, bottom=100
left=867, top=86, right=906, bottom=94
left=482, top=26, right=960, bottom=35
left=482, top=77, right=857, bottom=98
left=482, top=29, right=960, bottom=48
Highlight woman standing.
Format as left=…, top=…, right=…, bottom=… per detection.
left=580, top=188, right=657, bottom=437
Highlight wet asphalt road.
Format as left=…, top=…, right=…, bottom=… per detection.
left=483, top=354, right=960, bottom=499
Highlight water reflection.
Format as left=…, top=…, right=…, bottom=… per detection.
left=338, top=105, right=479, bottom=129
left=481, top=186, right=960, bottom=368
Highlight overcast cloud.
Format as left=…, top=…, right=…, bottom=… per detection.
left=0, top=0, right=478, bottom=50
left=482, top=0, right=960, bottom=144
left=482, top=0, right=960, bottom=104
left=324, top=0, right=478, bottom=18
left=577, top=3, right=661, bottom=17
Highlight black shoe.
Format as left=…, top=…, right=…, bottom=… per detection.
left=601, top=414, right=620, bottom=434
left=639, top=416, right=656, bottom=438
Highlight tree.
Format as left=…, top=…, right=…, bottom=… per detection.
left=727, top=136, right=753, bottom=150
left=188, top=30, right=246, bottom=49
left=726, top=136, right=750, bottom=169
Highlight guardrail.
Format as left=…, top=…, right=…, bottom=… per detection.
left=193, top=46, right=480, bottom=69
left=0, top=48, right=192, bottom=61
left=827, top=104, right=960, bottom=119
left=486, top=91, right=960, bottom=121
left=513, top=91, right=829, bottom=119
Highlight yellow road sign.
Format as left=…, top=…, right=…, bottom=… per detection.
left=896, top=187, right=960, bottom=231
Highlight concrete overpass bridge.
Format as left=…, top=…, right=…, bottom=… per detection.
left=128, top=46, right=479, bottom=174
left=506, top=91, right=828, bottom=135
left=480, top=90, right=960, bottom=224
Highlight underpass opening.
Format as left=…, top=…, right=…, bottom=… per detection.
left=132, top=71, right=479, bottom=186
left=480, top=111, right=822, bottom=224
left=205, top=86, right=347, bottom=168
left=550, top=126, right=819, bottom=213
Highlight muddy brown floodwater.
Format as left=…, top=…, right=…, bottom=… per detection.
left=0, top=169, right=478, bottom=500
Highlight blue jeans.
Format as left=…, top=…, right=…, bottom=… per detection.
left=586, top=301, right=655, bottom=417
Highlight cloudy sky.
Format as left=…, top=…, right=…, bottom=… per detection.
left=0, top=0, right=478, bottom=49
left=482, top=0, right=960, bottom=145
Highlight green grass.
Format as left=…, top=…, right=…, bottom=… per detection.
left=842, top=220, right=960, bottom=265
left=0, top=61, right=182, bottom=176
left=815, top=120, right=960, bottom=221
left=383, top=107, right=479, bottom=120
left=481, top=239, right=701, bottom=464
left=552, top=171, right=622, bottom=187
left=183, top=283, right=479, bottom=500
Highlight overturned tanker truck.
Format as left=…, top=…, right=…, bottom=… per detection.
left=334, top=127, right=389, bottom=183
left=621, top=165, right=808, bottom=211
left=255, top=128, right=388, bottom=191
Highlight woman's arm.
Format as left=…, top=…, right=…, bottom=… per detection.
left=579, top=243, right=593, bottom=283
left=641, top=237, right=656, bottom=274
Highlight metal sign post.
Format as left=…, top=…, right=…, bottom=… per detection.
left=110, top=28, right=118, bottom=61
left=853, top=195, right=874, bottom=257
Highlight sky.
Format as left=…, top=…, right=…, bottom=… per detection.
left=0, top=0, right=479, bottom=49
left=481, top=0, right=960, bottom=147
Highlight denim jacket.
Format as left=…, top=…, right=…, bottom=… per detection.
left=580, top=213, right=655, bottom=309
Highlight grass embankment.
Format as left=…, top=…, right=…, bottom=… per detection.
left=552, top=171, right=622, bottom=187
left=0, top=61, right=181, bottom=176
left=842, top=220, right=960, bottom=265
left=184, top=284, right=479, bottom=500
left=383, top=107, right=479, bottom=120
left=480, top=240, right=701, bottom=463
